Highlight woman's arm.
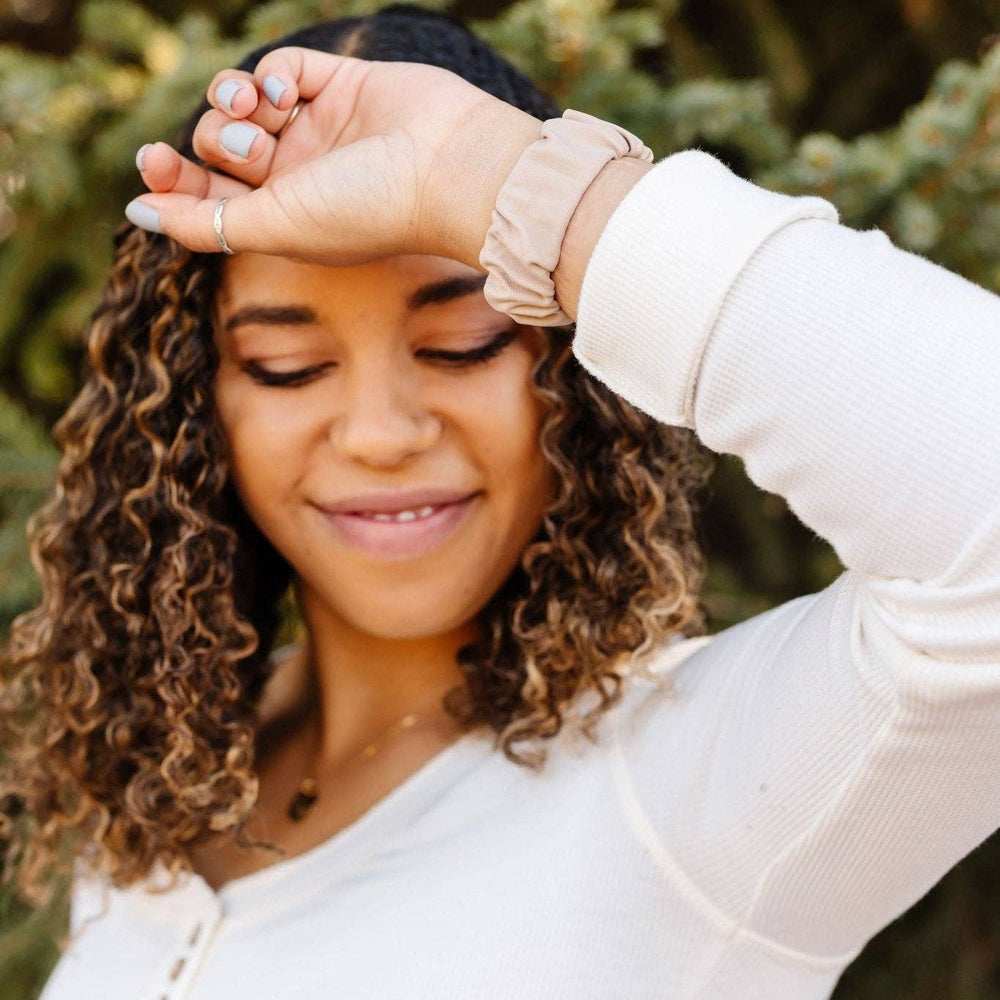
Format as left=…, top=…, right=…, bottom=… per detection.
left=584, top=150, right=1000, bottom=965
left=575, top=149, right=999, bottom=625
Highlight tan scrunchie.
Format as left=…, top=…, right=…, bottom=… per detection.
left=479, top=109, right=654, bottom=326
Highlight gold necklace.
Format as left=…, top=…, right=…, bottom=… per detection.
left=287, top=708, right=436, bottom=822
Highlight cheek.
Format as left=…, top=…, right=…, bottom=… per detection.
left=213, top=377, right=312, bottom=514
left=457, top=356, right=553, bottom=521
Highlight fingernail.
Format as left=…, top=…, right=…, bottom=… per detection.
left=220, top=122, right=260, bottom=160
left=135, top=143, right=153, bottom=171
left=263, top=74, right=287, bottom=108
left=125, top=199, right=162, bottom=233
left=216, top=79, right=242, bottom=114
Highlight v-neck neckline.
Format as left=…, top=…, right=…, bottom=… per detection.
left=196, top=723, right=496, bottom=920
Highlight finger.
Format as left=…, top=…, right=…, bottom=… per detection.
left=208, top=69, right=290, bottom=134
left=250, top=47, right=366, bottom=106
left=191, top=109, right=278, bottom=189
left=135, top=141, right=250, bottom=201
left=208, top=70, right=258, bottom=118
left=123, top=188, right=286, bottom=258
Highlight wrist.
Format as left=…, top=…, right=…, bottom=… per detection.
left=474, top=109, right=654, bottom=326
left=552, top=156, right=652, bottom=321
left=423, top=100, right=543, bottom=268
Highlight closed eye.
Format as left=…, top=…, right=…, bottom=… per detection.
left=241, top=329, right=519, bottom=388
left=417, top=328, right=518, bottom=367
left=239, top=361, right=335, bottom=387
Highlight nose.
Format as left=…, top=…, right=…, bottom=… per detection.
left=329, top=364, right=441, bottom=468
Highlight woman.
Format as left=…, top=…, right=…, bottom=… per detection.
left=4, top=4, right=999, bottom=998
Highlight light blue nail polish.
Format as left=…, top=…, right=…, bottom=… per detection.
left=125, top=200, right=162, bottom=234
left=220, top=121, right=260, bottom=159
left=135, top=143, right=153, bottom=171
left=216, top=79, right=242, bottom=114
left=263, top=74, right=287, bottom=108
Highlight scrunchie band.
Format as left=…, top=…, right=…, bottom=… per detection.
left=479, top=108, right=654, bottom=326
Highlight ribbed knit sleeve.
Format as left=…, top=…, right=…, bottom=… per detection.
left=574, top=152, right=1000, bottom=970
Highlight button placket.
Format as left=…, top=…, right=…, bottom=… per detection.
left=141, top=905, right=222, bottom=1000
left=152, top=935, right=195, bottom=1000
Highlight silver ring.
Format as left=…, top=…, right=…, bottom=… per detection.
left=276, top=100, right=306, bottom=139
left=213, top=197, right=234, bottom=255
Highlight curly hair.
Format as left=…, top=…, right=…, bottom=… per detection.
left=0, top=3, right=713, bottom=906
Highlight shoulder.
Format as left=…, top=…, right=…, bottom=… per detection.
left=42, top=862, right=220, bottom=1000
left=601, top=633, right=717, bottom=741
left=635, top=633, right=716, bottom=679
left=618, top=632, right=717, bottom=702
left=65, top=858, right=218, bottom=934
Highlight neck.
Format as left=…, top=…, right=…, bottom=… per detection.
left=293, top=579, right=478, bottom=770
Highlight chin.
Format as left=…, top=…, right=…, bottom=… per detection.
left=316, top=580, right=492, bottom=642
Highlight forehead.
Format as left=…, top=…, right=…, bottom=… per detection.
left=215, top=252, right=490, bottom=319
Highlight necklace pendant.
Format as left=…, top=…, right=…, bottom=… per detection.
left=287, top=777, right=319, bottom=822
left=285, top=708, right=432, bottom=823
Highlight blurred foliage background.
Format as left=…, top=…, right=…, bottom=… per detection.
left=0, top=0, right=999, bottom=996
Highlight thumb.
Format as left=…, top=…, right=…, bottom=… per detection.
left=123, top=186, right=286, bottom=257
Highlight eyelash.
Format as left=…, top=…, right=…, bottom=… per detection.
left=241, top=328, right=519, bottom=388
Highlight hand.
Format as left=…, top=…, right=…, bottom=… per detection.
left=128, top=47, right=543, bottom=268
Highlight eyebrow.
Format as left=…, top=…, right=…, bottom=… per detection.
left=406, top=274, right=487, bottom=309
left=222, top=274, right=489, bottom=333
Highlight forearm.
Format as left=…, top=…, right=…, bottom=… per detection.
left=572, top=151, right=1000, bottom=636
left=698, top=218, right=1000, bottom=584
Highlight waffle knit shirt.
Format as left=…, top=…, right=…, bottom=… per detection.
left=40, top=150, right=1000, bottom=1000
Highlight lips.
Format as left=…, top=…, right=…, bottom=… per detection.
left=312, top=490, right=481, bottom=560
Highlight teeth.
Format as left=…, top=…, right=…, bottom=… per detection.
left=363, top=505, right=440, bottom=523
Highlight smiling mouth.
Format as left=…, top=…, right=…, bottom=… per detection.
left=313, top=495, right=480, bottom=561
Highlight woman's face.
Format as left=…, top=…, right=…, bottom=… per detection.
left=212, top=252, right=554, bottom=640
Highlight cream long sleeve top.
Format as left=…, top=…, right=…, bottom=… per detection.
left=39, top=150, right=1000, bottom=1000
